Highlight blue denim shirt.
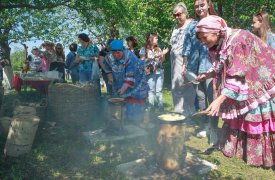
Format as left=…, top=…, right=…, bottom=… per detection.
left=267, top=31, right=275, bottom=49
left=66, top=51, right=78, bottom=70
left=182, top=20, right=212, bottom=74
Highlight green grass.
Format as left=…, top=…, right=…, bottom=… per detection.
left=0, top=85, right=274, bottom=179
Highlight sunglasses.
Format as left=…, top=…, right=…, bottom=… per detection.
left=173, top=12, right=182, bottom=18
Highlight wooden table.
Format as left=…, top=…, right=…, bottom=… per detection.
left=13, top=74, right=53, bottom=95
left=20, top=78, right=52, bottom=95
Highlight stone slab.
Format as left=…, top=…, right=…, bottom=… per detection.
left=83, top=125, right=148, bottom=143
left=116, top=152, right=218, bottom=179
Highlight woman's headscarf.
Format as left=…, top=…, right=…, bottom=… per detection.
left=110, top=40, right=124, bottom=51
left=196, top=15, right=227, bottom=33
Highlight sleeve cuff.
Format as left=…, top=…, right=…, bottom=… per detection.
left=123, top=80, right=135, bottom=88
left=221, top=88, right=248, bottom=101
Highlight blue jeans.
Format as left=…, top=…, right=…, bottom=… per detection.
left=147, top=71, right=164, bottom=107
left=70, top=68, right=79, bottom=84
left=79, top=71, right=92, bottom=84
left=195, top=78, right=219, bottom=129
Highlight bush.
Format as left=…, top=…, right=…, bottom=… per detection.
left=10, top=49, right=26, bottom=72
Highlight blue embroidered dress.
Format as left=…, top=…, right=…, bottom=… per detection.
left=104, top=49, right=148, bottom=122
left=104, top=49, right=148, bottom=100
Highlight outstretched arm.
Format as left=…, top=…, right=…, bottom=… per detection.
left=206, top=95, right=227, bottom=116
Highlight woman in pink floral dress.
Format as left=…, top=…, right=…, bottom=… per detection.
left=39, top=41, right=57, bottom=72
left=196, top=15, right=275, bottom=167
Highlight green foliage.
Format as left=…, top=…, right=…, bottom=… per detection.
left=0, top=1, right=85, bottom=48
left=10, top=49, right=26, bottom=72
left=74, top=0, right=177, bottom=46
left=1, top=0, right=274, bottom=48
left=216, top=0, right=274, bottom=29
left=9, top=7, right=83, bottom=46
left=0, top=0, right=274, bottom=63
left=73, top=0, right=274, bottom=47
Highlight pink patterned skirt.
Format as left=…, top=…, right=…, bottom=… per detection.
left=218, top=98, right=275, bottom=167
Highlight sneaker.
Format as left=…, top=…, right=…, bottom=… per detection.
left=196, top=130, right=207, bottom=138
left=146, top=106, right=154, bottom=112
left=196, top=126, right=209, bottom=138
left=202, top=146, right=218, bottom=155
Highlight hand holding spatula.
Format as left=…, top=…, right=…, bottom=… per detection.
left=192, top=110, right=210, bottom=117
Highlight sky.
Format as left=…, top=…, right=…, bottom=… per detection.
left=10, top=29, right=100, bottom=56
left=10, top=40, right=70, bottom=56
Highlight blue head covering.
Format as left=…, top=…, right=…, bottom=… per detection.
left=110, top=40, right=124, bottom=51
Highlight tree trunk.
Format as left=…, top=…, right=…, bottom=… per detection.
left=110, top=27, right=119, bottom=39
left=3, top=66, right=14, bottom=89
left=110, top=20, right=119, bottom=39
left=217, top=1, right=223, bottom=17
left=0, top=33, right=14, bottom=89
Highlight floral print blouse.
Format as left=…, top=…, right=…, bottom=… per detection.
left=77, top=44, right=99, bottom=72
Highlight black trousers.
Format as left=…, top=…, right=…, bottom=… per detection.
left=49, top=62, right=65, bottom=81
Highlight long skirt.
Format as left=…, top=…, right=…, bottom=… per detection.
left=218, top=98, right=275, bottom=167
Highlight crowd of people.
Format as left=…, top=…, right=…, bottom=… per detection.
left=1, top=0, right=274, bottom=168
left=26, top=41, right=66, bottom=81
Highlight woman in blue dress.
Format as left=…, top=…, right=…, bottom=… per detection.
left=76, top=33, right=99, bottom=84
left=104, top=40, right=148, bottom=123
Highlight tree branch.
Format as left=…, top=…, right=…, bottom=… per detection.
left=0, top=0, right=72, bottom=10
